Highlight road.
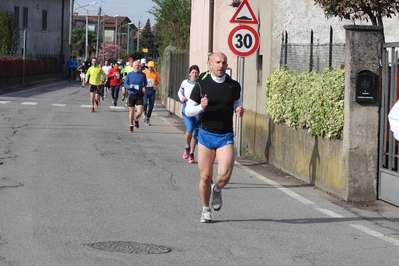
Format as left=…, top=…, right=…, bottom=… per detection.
left=0, top=81, right=399, bottom=266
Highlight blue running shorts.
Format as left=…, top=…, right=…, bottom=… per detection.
left=198, top=128, right=234, bottom=150
left=182, top=103, right=199, bottom=138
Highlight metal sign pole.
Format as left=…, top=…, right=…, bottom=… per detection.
left=237, top=56, right=244, bottom=157
left=22, top=30, right=27, bottom=87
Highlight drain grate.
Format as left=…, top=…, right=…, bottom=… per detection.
left=87, top=241, right=171, bottom=254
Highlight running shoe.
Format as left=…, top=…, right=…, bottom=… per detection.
left=146, top=118, right=151, bottom=126
left=125, top=101, right=128, bottom=107
left=182, top=149, right=189, bottom=159
left=188, top=153, right=195, bottom=163
left=211, top=184, right=222, bottom=211
left=142, top=116, right=147, bottom=122
left=90, top=107, right=95, bottom=113
left=95, top=100, right=98, bottom=106
left=200, top=209, right=212, bottom=223
left=134, top=120, right=139, bottom=129
left=114, top=102, right=117, bottom=106
left=129, top=126, right=134, bottom=133
left=121, top=95, right=125, bottom=101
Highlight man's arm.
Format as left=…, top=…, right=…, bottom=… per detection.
left=234, top=99, right=244, bottom=117
left=101, top=70, right=106, bottom=82
left=185, top=99, right=204, bottom=117
left=123, top=74, right=130, bottom=89
left=85, top=68, right=91, bottom=83
left=155, top=72, right=161, bottom=90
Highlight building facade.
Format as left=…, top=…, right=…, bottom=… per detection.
left=0, top=0, right=69, bottom=59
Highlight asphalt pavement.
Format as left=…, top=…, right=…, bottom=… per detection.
left=1, top=80, right=399, bottom=265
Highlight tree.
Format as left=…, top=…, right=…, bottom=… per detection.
left=140, top=19, right=155, bottom=59
left=72, top=27, right=98, bottom=59
left=149, top=0, right=191, bottom=55
left=314, top=0, right=399, bottom=28
left=98, top=43, right=121, bottom=62
left=0, top=11, right=20, bottom=53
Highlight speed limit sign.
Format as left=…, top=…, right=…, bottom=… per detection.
left=228, top=25, right=260, bottom=57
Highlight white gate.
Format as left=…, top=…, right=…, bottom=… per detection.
left=379, top=42, right=399, bottom=207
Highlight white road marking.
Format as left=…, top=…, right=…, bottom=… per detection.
left=237, top=163, right=399, bottom=246
left=0, top=101, right=11, bottom=104
left=238, top=165, right=314, bottom=205
left=109, top=106, right=125, bottom=110
left=21, top=102, right=38, bottom=105
left=313, top=206, right=344, bottom=218
left=81, top=105, right=92, bottom=108
left=52, top=103, right=66, bottom=106
left=350, top=224, right=399, bottom=246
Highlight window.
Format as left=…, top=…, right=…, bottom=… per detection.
left=14, top=6, right=19, bottom=24
left=22, top=7, right=28, bottom=28
left=42, top=10, right=47, bottom=30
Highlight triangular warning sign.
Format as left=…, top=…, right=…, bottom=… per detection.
left=230, top=0, right=259, bottom=24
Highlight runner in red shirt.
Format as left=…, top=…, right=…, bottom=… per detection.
left=107, top=62, right=122, bottom=106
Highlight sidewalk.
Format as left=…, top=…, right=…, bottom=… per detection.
left=155, top=98, right=399, bottom=223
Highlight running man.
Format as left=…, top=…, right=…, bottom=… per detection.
left=142, top=61, right=161, bottom=126
left=102, top=60, right=112, bottom=98
left=78, top=61, right=87, bottom=88
left=121, top=57, right=134, bottom=106
left=178, top=65, right=200, bottom=163
left=123, top=60, right=147, bottom=132
left=85, top=57, right=106, bottom=113
left=185, top=52, right=244, bottom=223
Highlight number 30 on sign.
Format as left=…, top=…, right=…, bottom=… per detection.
left=228, top=25, right=260, bottom=57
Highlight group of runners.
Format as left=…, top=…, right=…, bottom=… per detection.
left=78, top=57, right=161, bottom=129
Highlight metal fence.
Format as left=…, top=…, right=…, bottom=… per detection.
left=167, top=49, right=190, bottom=101
left=280, top=43, right=346, bottom=73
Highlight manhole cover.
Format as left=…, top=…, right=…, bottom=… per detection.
left=87, top=241, right=171, bottom=254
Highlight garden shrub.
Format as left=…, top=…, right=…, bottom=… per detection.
left=265, top=68, right=345, bottom=139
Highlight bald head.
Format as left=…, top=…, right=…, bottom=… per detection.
left=209, top=52, right=228, bottom=78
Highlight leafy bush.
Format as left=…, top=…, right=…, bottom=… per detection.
left=0, top=56, right=59, bottom=78
left=265, top=68, right=345, bottom=139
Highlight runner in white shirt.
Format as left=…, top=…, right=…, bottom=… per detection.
left=102, top=60, right=112, bottom=98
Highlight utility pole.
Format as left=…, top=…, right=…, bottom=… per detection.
left=68, top=0, right=74, bottom=51
left=126, top=22, right=134, bottom=55
left=96, top=7, right=101, bottom=59
left=85, top=10, right=88, bottom=60
left=136, top=21, right=140, bottom=52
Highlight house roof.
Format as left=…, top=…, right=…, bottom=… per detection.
left=73, top=15, right=133, bottom=29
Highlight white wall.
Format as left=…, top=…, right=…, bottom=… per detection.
left=190, top=0, right=399, bottom=115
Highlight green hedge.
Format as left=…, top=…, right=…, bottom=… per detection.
left=0, top=56, right=59, bottom=79
left=265, top=68, right=345, bottom=139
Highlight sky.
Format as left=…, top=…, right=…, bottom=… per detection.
left=74, top=0, right=156, bottom=26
